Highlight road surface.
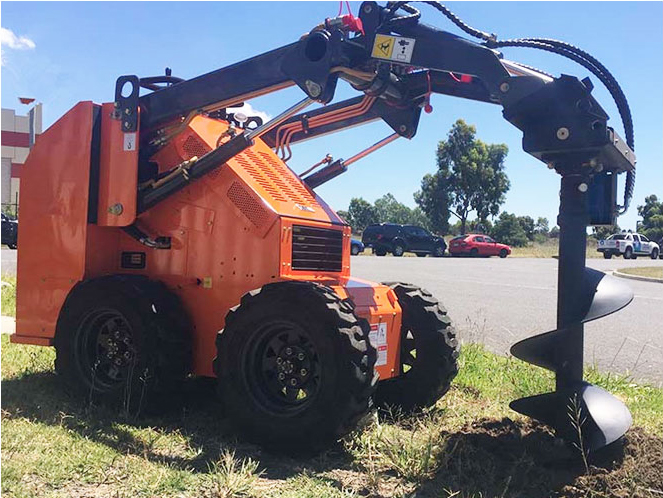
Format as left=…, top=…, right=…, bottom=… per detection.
left=2, top=247, right=661, bottom=383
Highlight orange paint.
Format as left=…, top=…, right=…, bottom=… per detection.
left=14, top=106, right=403, bottom=380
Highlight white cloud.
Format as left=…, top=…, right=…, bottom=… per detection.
left=227, top=103, right=272, bottom=125
left=1, top=27, right=36, bottom=50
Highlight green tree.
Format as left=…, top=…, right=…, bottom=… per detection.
left=414, top=172, right=451, bottom=234
left=592, top=223, right=620, bottom=240
left=347, top=197, right=377, bottom=232
left=518, top=215, right=535, bottom=241
left=491, top=212, right=529, bottom=247
left=374, top=193, right=412, bottom=225
left=637, top=194, right=663, bottom=242
left=535, top=217, right=550, bottom=236
left=416, top=120, right=510, bottom=235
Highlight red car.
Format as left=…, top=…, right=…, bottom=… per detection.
left=449, top=234, right=511, bottom=258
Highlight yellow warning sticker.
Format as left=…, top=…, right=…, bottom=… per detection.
left=372, top=34, right=395, bottom=59
left=372, top=34, right=416, bottom=63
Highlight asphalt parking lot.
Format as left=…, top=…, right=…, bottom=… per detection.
left=352, top=254, right=663, bottom=385
left=2, top=247, right=661, bottom=384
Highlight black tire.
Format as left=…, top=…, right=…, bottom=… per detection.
left=54, top=275, right=191, bottom=413
left=603, top=252, right=612, bottom=259
left=392, top=243, right=405, bottom=257
left=450, top=252, right=460, bottom=258
left=415, top=253, right=427, bottom=258
left=469, top=248, right=479, bottom=258
left=8, top=243, right=17, bottom=250
left=215, top=281, right=377, bottom=452
left=433, top=246, right=445, bottom=258
left=351, top=245, right=360, bottom=256
left=375, top=283, right=459, bottom=412
left=375, top=248, right=387, bottom=256
left=651, top=248, right=659, bottom=260
left=624, top=247, right=633, bottom=260
left=499, top=249, right=508, bottom=259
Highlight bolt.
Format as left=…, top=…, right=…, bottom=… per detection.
left=363, top=4, right=372, bottom=13
left=108, top=203, right=124, bottom=216
left=297, top=353, right=305, bottom=361
left=285, top=347, right=293, bottom=356
left=300, top=368, right=308, bottom=376
left=399, top=125, right=408, bottom=133
left=124, top=352, right=131, bottom=359
left=290, top=378, right=298, bottom=386
left=276, top=357, right=283, bottom=365
left=115, top=358, right=122, bottom=365
left=305, top=80, right=322, bottom=98
left=578, top=183, right=588, bottom=193
left=114, top=331, right=121, bottom=339
left=278, top=373, right=286, bottom=381
left=556, top=127, right=570, bottom=140
left=500, top=82, right=510, bottom=93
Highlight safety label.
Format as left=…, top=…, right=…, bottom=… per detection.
left=371, top=34, right=416, bottom=63
left=123, top=133, right=136, bottom=151
left=369, top=322, right=388, bottom=366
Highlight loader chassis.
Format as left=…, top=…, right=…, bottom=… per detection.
left=14, top=1, right=636, bottom=451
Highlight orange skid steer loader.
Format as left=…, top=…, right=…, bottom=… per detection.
left=14, top=1, right=635, bottom=453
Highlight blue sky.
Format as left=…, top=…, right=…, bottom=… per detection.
left=2, top=2, right=661, bottom=230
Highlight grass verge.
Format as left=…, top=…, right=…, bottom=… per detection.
left=2, top=333, right=662, bottom=498
left=618, top=266, right=663, bottom=279
left=1, top=275, right=16, bottom=317
left=510, top=239, right=602, bottom=259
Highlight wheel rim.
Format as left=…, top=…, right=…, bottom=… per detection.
left=243, top=321, right=322, bottom=416
left=75, top=309, right=136, bottom=390
left=395, top=246, right=404, bottom=256
left=435, top=247, right=444, bottom=256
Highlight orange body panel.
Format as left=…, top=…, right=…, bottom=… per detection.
left=13, top=102, right=97, bottom=343
left=96, top=103, right=139, bottom=226
left=14, top=106, right=403, bottom=380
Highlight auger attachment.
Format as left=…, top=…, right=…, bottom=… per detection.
left=510, top=174, right=634, bottom=451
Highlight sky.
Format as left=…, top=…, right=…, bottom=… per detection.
left=2, top=1, right=662, bottom=230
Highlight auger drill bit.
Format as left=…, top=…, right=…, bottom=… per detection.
left=510, top=173, right=634, bottom=450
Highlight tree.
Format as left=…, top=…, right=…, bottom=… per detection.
left=535, top=217, right=550, bottom=236
left=592, top=223, right=620, bottom=240
left=416, top=119, right=510, bottom=235
left=374, top=193, right=413, bottom=225
left=347, top=198, right=377, bottom=232
left=517, top=215, right=535, bottom=241
left=637, top=194, right=663, bottom=242
left=414, top=172, right=451, bottom=234
left=491, top=212, right=529, bottom=247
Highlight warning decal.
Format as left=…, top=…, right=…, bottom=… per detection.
left=371, top=34, right=415, bottom=63
left=369, top=322, right=388, bottom=366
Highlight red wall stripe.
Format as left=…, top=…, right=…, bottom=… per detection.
left=11, top=162, right=21, bottom=178
left=2, top=131, right=30, bottom=148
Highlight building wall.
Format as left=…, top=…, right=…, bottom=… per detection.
left=1, top=105, right=42, bottom=212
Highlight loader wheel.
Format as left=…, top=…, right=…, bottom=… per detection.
left=376, top=283, right=459, bottom=412
left=54, top=276, right=191, bottom=412
left=215, top=281, right=377, bottom=453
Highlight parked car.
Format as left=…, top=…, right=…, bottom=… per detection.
left=597, top=232, right=659, bottom=259
left=449, top=234, right=511, bottom=258
left=1, top=213, right=18, bottom=249
left=361, top=223, right=446, bottom=257
left=351, top=238, right=364, bottom=255
left=657, top=237, right=663, bottom=259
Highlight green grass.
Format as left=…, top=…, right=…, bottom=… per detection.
left=2, top=333, right=662, bottom=498
left=618, top=266, right=663, bottom=279
left=1, top=275, right=16, bottom=317
left=510, top=239, right=602, bottom=259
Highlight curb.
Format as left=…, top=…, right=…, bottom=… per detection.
left=612, top=270, right=663, bottom=284
left=1, top=315, right=16, bottom=335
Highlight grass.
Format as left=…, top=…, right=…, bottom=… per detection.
left=618, top=266, right=663, bottom=279
left=2, top=331, right=662, bottom=498
left=2, top=275, right=16, bottom=317
left=510, top=239, right=602, bottom=259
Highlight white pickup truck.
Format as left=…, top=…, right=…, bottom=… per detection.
left=597, top=232, right=660, bottom=260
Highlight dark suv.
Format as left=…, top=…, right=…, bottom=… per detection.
left=362, top=223, right=446, bottom=257
left=1, top=213, right=18, bottom=249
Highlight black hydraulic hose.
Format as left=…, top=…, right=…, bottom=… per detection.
left=385, top=1, right=635, bottom=211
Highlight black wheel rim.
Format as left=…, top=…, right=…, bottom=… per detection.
left=75, top=309, right=137, bottom=390
left=243, top=321, right=322, bottom=416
